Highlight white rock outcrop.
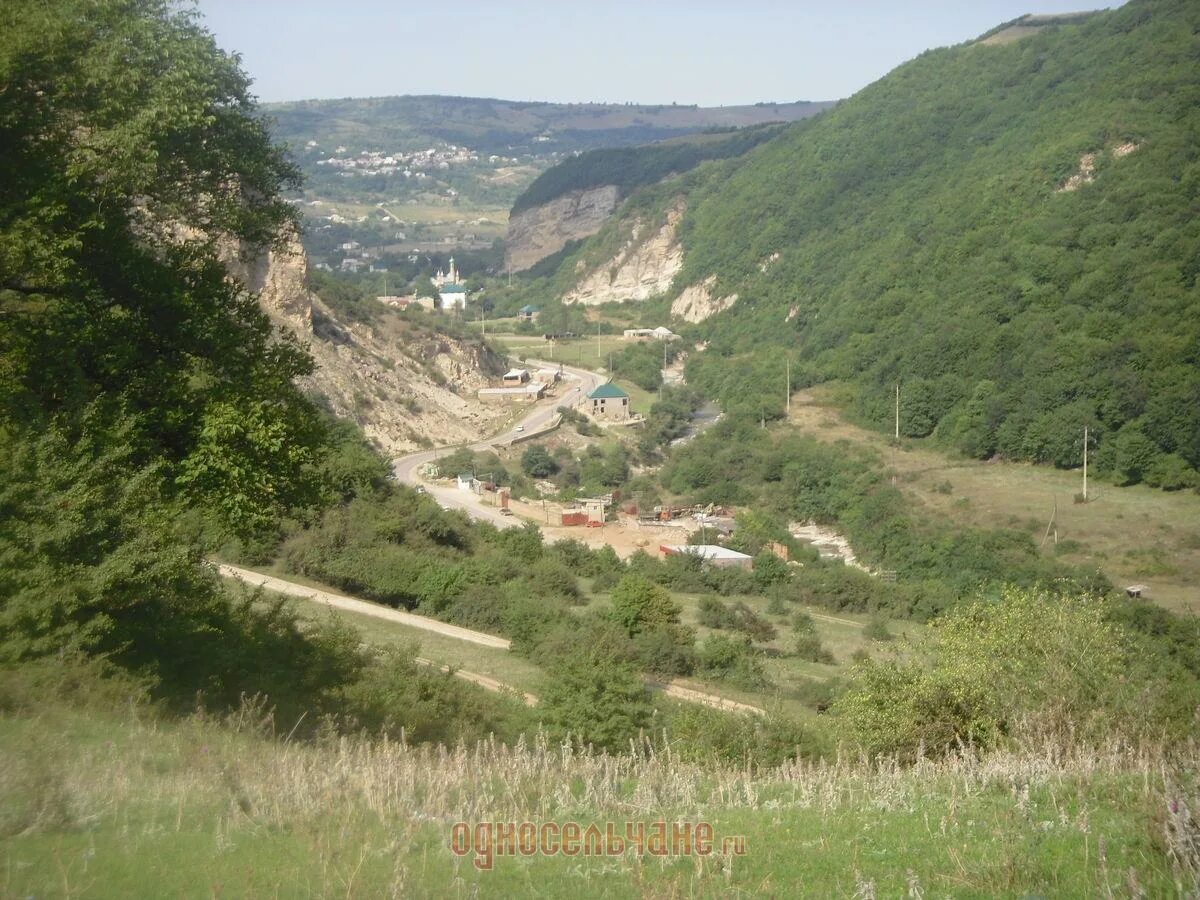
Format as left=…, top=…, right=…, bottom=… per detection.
left=562, top=203, right=686, bottom=306
left=671, top=276, right=738, bottom=323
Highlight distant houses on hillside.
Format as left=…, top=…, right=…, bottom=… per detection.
left=623, top=326, right=677, bottom=341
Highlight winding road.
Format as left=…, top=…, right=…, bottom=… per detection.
left=390, top=357, right=605, bottom=527
left=221, top=562, right=765, bottom=716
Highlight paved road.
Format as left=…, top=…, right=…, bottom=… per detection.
left=391, top=358, right=605, bottom=528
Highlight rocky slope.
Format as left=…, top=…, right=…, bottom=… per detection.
left=230, top=235, right=508, bottom=454
left=503, top=185, right=620, bottom=273
left=562, top=201, right=685, bottom=305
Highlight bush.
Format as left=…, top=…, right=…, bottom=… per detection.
left=863, top=616, right=894, bottom=642
left=695, top=633, right=769, bottom=690
left=609, top=574, right=681, bottom=636
left=835, top=587, right=1196, bottom=759
left=537, top=651, right=652, bottom=751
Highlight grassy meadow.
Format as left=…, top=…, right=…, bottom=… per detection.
left=788, top=386, right=1200, bottom=613
left=1, top=688, right=1192, bottom=898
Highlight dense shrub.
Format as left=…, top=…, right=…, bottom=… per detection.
left=835, top=587, right=1199, bottom=758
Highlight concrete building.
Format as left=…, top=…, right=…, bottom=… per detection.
left=659, top=544, right=753, bottom=570
left=588, top=382, right=630, bottom=420
left=623, top=326, right=678, bottom=341
left=518, top=304, right=539, bottom=322
left=502, top=368, right=530, bottom=386
left=477, top=382, right=546, bottom=403
left=439, top=283, right=467, bottom=311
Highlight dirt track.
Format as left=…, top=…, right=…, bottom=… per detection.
left=219, top=564, right=765, bottom=716
left=218, top=563, right=511, bottom=649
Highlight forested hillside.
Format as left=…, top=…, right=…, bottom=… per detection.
left=679, top=0, right=1200, bottom=486
left=539, top=0, right=1199, bottom=487
left=509, top=124, right=790, bottom=214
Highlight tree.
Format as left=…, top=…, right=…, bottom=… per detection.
left=0, top=0, right=323, bottom=538
left=609, top=573, right=681, bottom=636
left=520, top=444, right=558, bottom=478
left=538, top=651, right=651, bottom=750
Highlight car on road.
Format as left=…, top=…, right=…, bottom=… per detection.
left=514, top=425, right=524, bottom=432
left=498, top=507, right=514, bottom=516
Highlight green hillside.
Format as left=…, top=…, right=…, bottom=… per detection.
left=678, top=0, right=1200, bottom=486
left=537, top=0, right=1199, bottom=488
left=510, top=123, right=790, bottom=214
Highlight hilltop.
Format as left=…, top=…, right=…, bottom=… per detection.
left=264, top=94, right=833, bottom=158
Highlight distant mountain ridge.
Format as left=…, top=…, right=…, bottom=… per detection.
left=264, top=94, right=834, bottom=157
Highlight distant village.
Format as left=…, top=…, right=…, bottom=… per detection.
left=308, top=140, right=525, bottom=180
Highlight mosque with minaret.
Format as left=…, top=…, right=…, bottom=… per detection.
left=433, top=257, right=467, bottom=311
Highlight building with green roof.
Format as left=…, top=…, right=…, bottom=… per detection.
left=587, top=381, right=630, bottom=420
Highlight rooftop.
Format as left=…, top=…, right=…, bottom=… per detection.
left=660, top=545, right=752, bottom=561
left=440, top=283, right=466, bottom=293
left=588, top=382, right=629, bottom=400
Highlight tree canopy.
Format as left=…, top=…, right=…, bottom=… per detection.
left=0, top=0, right=323, bottom=533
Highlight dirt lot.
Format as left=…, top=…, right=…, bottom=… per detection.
left=501, top=495, right=697, bottom=558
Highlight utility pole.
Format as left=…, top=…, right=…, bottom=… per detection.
left=1082, top=425, right=1089, bottom=502
left=786, top=357, right=791, bottom=415
left=894, top=383, right=900, bottom=440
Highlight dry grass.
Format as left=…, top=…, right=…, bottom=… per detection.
left=2, top=693, right=1195, bottom=896
left=789, top=387, right=1200, bottom=613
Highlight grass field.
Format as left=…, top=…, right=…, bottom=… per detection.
left=1, top=697, right=1190, bottom=897
left=789, top=387, right=1200, bottom=613
left=582, top=586, right=924, bottom=719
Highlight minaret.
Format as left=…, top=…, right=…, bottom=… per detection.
left=448, top=256, right=458, bottom=283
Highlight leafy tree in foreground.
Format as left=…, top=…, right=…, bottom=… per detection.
left=0, top=0, right=323, bottom=536
left=0, top=1, right=330, bottom=685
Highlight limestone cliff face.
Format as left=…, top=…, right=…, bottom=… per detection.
left=221, top=232, right=312, bottom=332
left=504, top=185, right=620, bottom=272
left=671, top=276, right=739, bottom=323
left=562, top=202, right=686, bottom=306
left=230, top=235, right=508, bottom=454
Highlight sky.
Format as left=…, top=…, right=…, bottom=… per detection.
left=192, top=1, right=1118, bottom=106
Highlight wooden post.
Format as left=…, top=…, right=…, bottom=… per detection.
left=894, top=383, right=900, bottom=440
left=1082, top=425, right=1089, bottom=502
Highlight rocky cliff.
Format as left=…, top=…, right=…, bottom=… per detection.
left=562, top=201, right=685, bottom=306
left=504, top=185, right=620, bottom=272
left=230, top=234, right=509, bottom=454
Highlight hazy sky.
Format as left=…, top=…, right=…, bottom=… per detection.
left=192, top=1, right=1117, bottom=106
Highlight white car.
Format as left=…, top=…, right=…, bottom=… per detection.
left=514, top=425, right=524, bottom=432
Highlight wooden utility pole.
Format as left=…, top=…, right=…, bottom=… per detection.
left=894, top=383, right=900, bottom=440
left=786, top=357, right=791, bottom=415
left=1082, top=425, right=1089, bottom=502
